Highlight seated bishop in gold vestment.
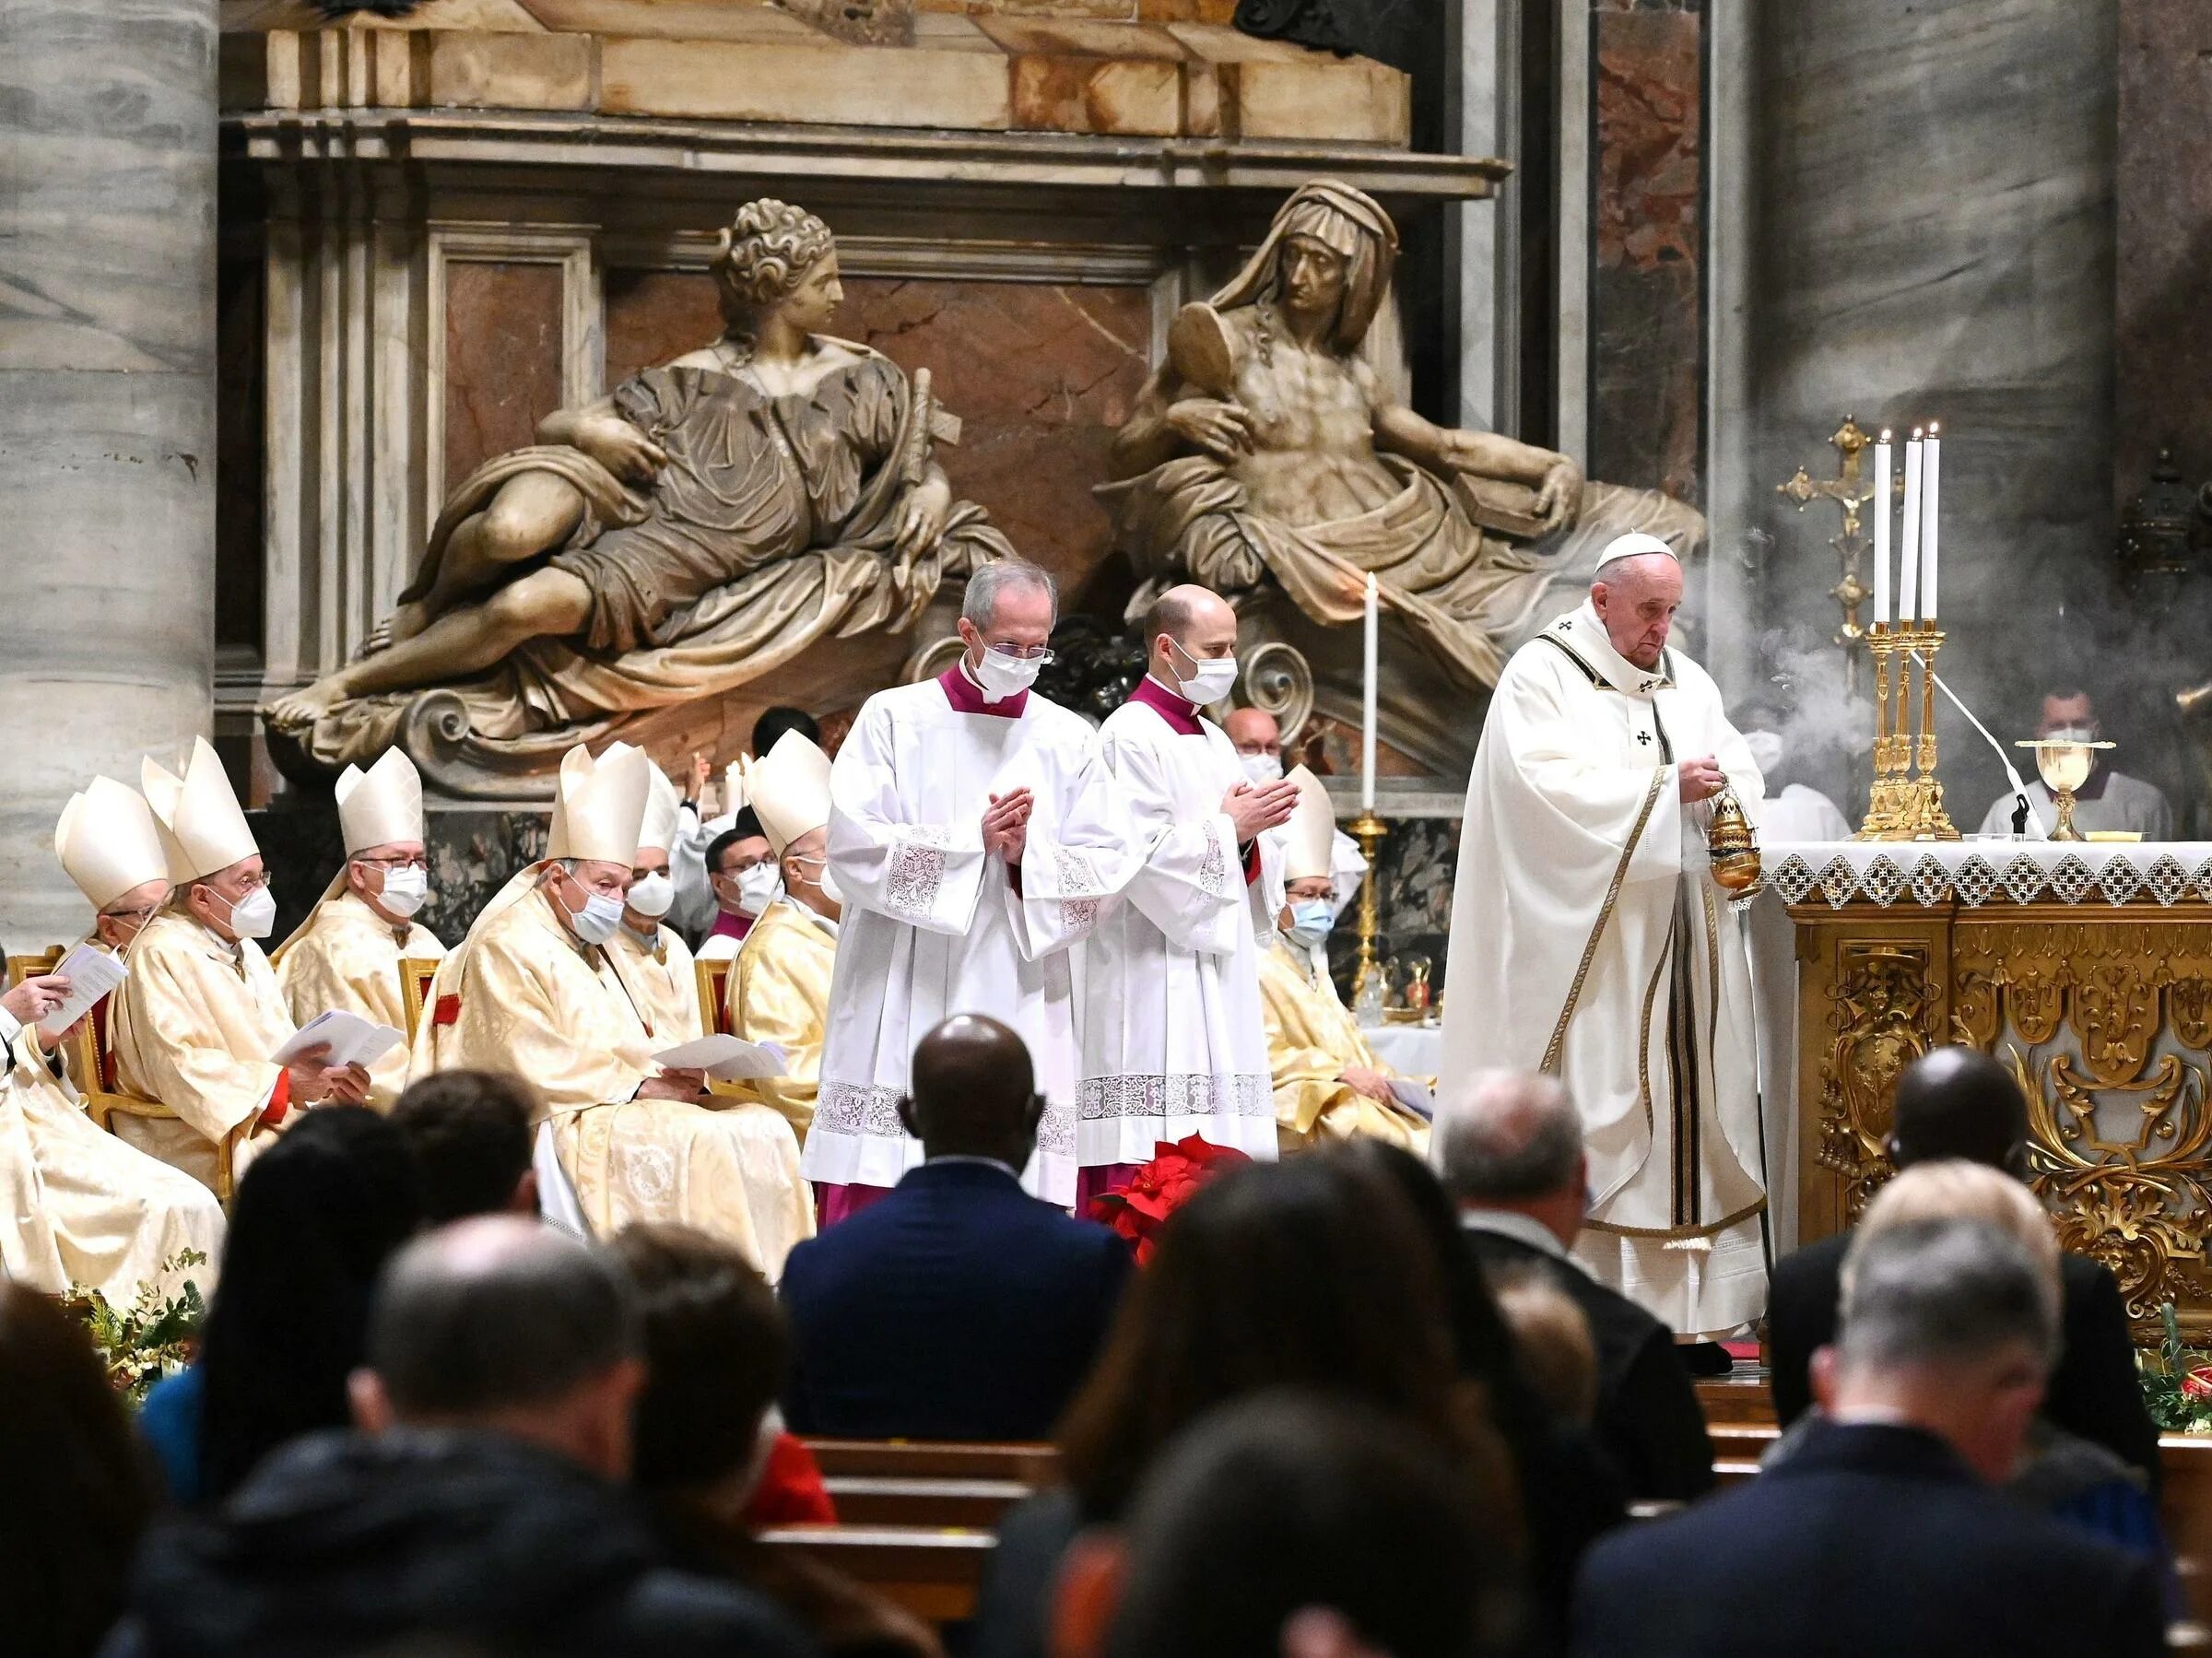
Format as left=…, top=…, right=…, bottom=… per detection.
left=1260, top=768, right=1430, bottom=1157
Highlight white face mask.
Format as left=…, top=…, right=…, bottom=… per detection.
left=565, top=884, right=627, bottom=947
left=973, top=647, right=1042, bottom=703
left=1287, top=898, right=1335, bottom=950
left=818, top=864, right=844, bottom=909
left=373, top=864, right=429, bottom=919
left=1168, top=638, right=1239, bottom=706
left=627, top=872, right=676, bottom=919
left=733, top=863, right=781, bottom=917
left=1241, top=752, right=1284, bottom=785
left=214, top=884, right=277, bottom=941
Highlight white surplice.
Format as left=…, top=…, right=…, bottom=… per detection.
left=1078, top=678, right=1284, bottom=1166
left=1441, top=601, right=1768, bottom=1335
left=811, top=667, right=1140, bottom=1204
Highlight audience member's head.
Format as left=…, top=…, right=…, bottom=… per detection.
left=1888, top=1046, right=2030, bottom=1177
left=706, top=814, right=778, bottom=920
left=896, top=1014, right=1043, bottom=1170
left=1489, top=1271, right=1600, bottom=1428
left=391, top=1070, right=539, bottom=1224
left=752, top=706, right=819, bottom=757
left=613, top=1224, right=785, bottom=1509
left=353, top=1217, right=645, bottom=1482
left=1815, top=1217, right=2058, bottom=1484
left=1075, top=1393, right=1518, bottom=1658
left=0, top=1284, right=154, bottom=1657
left=1059, top=1156, right=1512, bottom=1530
left=1432, top=1071, right=1586, bottom=1247
left=198, top=1104, right=425, bottom=1499
left=1850, top=1159, right=2061, bottom=1304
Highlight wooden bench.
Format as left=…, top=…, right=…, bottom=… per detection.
left=803, top=1438, right=1049, bottom=1531
left=756, top=1524, right=995, bottom=1625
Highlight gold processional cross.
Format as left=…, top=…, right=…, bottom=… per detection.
left=1775, top=417, right=1877, bottom=695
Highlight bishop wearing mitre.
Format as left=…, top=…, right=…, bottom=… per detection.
left=414, top=741, right=813, bottom=1276
left=274, top=749, right=444, bottom=1110
left=1442, top=535, right=1768, bottom=1335
left=726, top=731, right=842, bottom=1155
left=607, top=762, right=704, bottom=1045
left=1258, top=767, right=1430, bottom=1156
left=812, top=560, right=1140, bottom=1211
left=113, top=739, right=370, bottom=1191
left=0, top=780, right=226, bottom=1299
left=1079, top=585, right=1298, bottom=1200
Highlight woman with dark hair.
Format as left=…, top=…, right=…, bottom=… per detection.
left=974, top=1155, right=1524, bottom=1658
left=0, top=1283, right=157, bottom=1657
left=1336, top=1139, right=1627, bottom=1652
left=139, top=1105, right=423, bottom=1503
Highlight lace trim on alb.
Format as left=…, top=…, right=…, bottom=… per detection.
left=817, top=1079, right=907, bottom=1137
left=885, top=826, right=952, bottom=921
left=1076, top=1072, right=1273, bottom=1121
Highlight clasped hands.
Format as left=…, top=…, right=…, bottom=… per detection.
left=1224, top=777, right=1299, bottom=844
left=284, top=1042, right=372, bottom=1109
left=984, top=789, right=1033, bottom=864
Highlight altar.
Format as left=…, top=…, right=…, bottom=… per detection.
left=1773, top=839, right=2212, bottom=1337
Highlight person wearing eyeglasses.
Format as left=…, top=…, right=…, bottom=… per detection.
left=113, top=739, right=371, bottom=1193
left=274, top=749, right=446, bottom=1110
left=806, top=559, right=1147, bottom=1221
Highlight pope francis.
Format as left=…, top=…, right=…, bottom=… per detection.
left=1442, top=534, right=1768, bottom=1335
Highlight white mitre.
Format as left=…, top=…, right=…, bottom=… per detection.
left=547, top=741, right=652, bottom=866
left=747, top=730, right=834, bottom=856
left=337, top=748, right=425, bottom=855
left=56, top=776, right=171, bottom=910
left=142, top=736, right=259, bottom=885
left=1280, top=766, right=1337, bottom=883
left=1594, top=531, right=1678, bottom=570
left=638, top=761, right=684, bottom=859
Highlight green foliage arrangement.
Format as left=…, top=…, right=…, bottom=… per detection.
left=60, top=1249, right=208, bottom=1405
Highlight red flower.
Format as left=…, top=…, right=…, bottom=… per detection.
left=1085, top=1135, right=1251, bottom=1265
left=2183, top=1365, right=2212, bottom=1403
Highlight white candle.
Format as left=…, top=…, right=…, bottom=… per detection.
left=1898, top=429, right=1924, bottom=624
left=1871, top=430, right=1892, bottom=629
left=1921, top=422, right=1940, bottom=622
left=1361, top=574, right=1378, bottom=810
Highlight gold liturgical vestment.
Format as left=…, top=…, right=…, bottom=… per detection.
left=112, top=911, right=295, bottom=1192
left=0, top=1023, right=223, bottom=1300
left=276, top=890, right=444, bottom=1111
left=1256, top=935, right=1430, bottom=1156
left=726, top=899, right=836, bottom=1141
left=608, top=922, right=704, bottom=1048
left=415, top=883, right=813, bottom=1277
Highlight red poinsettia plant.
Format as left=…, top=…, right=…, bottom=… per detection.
left=1085, top=1135, right=1251, bottom=1265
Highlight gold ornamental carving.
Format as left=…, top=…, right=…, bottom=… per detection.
left=1814, top=940, right=1938, bottom=1223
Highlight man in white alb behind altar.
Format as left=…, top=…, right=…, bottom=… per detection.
left=1079, top=584, right=1299, bottom=1202
left=809, top=559, right=1142, bottom=1213
left=1441, top=534, right=1770, bottom=1336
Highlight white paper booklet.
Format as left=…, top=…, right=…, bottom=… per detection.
left=41, top=943, right=129, bottom=1035
left=274, top=1009, right=406, bottom=1071
left=650, top=1033, right=789, bottom=1080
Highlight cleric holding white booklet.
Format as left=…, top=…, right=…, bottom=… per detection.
left=1441, top=533, right=1770, bottom=1337
left=812, top=559, right=1146, bottom=1213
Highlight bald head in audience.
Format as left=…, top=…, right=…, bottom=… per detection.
left=897, top=1014, right=1045, bottom=1172
left=348, top=1217, right=645, bottom=1482
left=1888, top=1046, right=2030, bottom=1176
left=1432, top=1071, right=1587, bottom=1248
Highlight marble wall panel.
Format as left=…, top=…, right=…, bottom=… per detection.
left=1589, top=0, right=1702, bottom=504
left=1323, top=814, right=1459, bottom=1004
left=441, top=260, right=564, bottom=493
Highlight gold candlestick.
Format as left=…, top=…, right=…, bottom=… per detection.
left=1349, top=809, right=1389, bottom=1010
left=1904, top=625, right=1959, bottom=840
left=1855, top=623, right=1901, bottom=839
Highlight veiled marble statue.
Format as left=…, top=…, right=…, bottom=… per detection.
left=265, top=198, right=1011, bottom=793
left=1099, top=180, right=1704, bottom=700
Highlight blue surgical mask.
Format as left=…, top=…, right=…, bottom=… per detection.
left=1288, top=899, right=1335, bottom=949
left=566, top=884, right=626, bottom=947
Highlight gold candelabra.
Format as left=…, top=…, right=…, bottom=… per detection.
left=1855, top=622, right=1959, bottom=841
left=1349, top=809, right=1389, bottom=1007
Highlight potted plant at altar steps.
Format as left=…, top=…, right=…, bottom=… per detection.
left=61, top=1249, right=208, bottom=1405
left=2136, top=1302, right=2212, bottom=1435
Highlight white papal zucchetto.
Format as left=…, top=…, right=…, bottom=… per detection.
left=55, top=776, right=172, bottom=910
left=337, top=748, right=426, bottom=856
left=547, top=741, right=653, bottom=867
left=141, top=736, right=260, bottom=886
left=638, top=761, right=684, bottom=860
left=1279, top=765, right=1338, bottom=884
left=747, top=730, right=834, bottom=857
left=1593, top=531, right=1679, bottom=571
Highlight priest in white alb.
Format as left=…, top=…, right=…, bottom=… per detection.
left=1079, top=584, right=1300, bottom=1201
left=113, top=739, right=371, bottom=1193
left=274, top=748, right=445, bottom=1109
left=811, top=559, right=1141, bottom=1212
left=1442, top=535, right=1769, bottom=1336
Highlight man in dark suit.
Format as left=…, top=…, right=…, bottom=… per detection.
left=780, top=1014, right=1133, bottom=1440
left=1767, top=1045, right=2159, bottom=1487
left=1435, top=1071, right=1714, bottom=1501
left=1571, top=1217, right=2168, bottom=1657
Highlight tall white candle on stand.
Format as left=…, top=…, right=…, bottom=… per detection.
left=1898, top=429, right=1924, bottom=625
left=1920, top=422, right=1940, bottom=621
left=1872, top=429, right=1892, bottom=628
left=1361, top=573, right=1378, bottom=810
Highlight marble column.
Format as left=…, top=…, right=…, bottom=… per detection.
left=0, top=0, right=218, bottom=943
left=1744, top=0, right=2117, bottom=819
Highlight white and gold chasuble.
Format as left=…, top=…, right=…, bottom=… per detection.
left=1442, top=601, right=1768, bottom=1335
left=275, top=888, right=444, bottom=1111
left=111, top=911, right=296, bottom=1192
left=413, top=879, right=813, bottom=1278
left=1257, top=935, right=1430, bottom=1157
left=726, top=897, right=837, bottom=1144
